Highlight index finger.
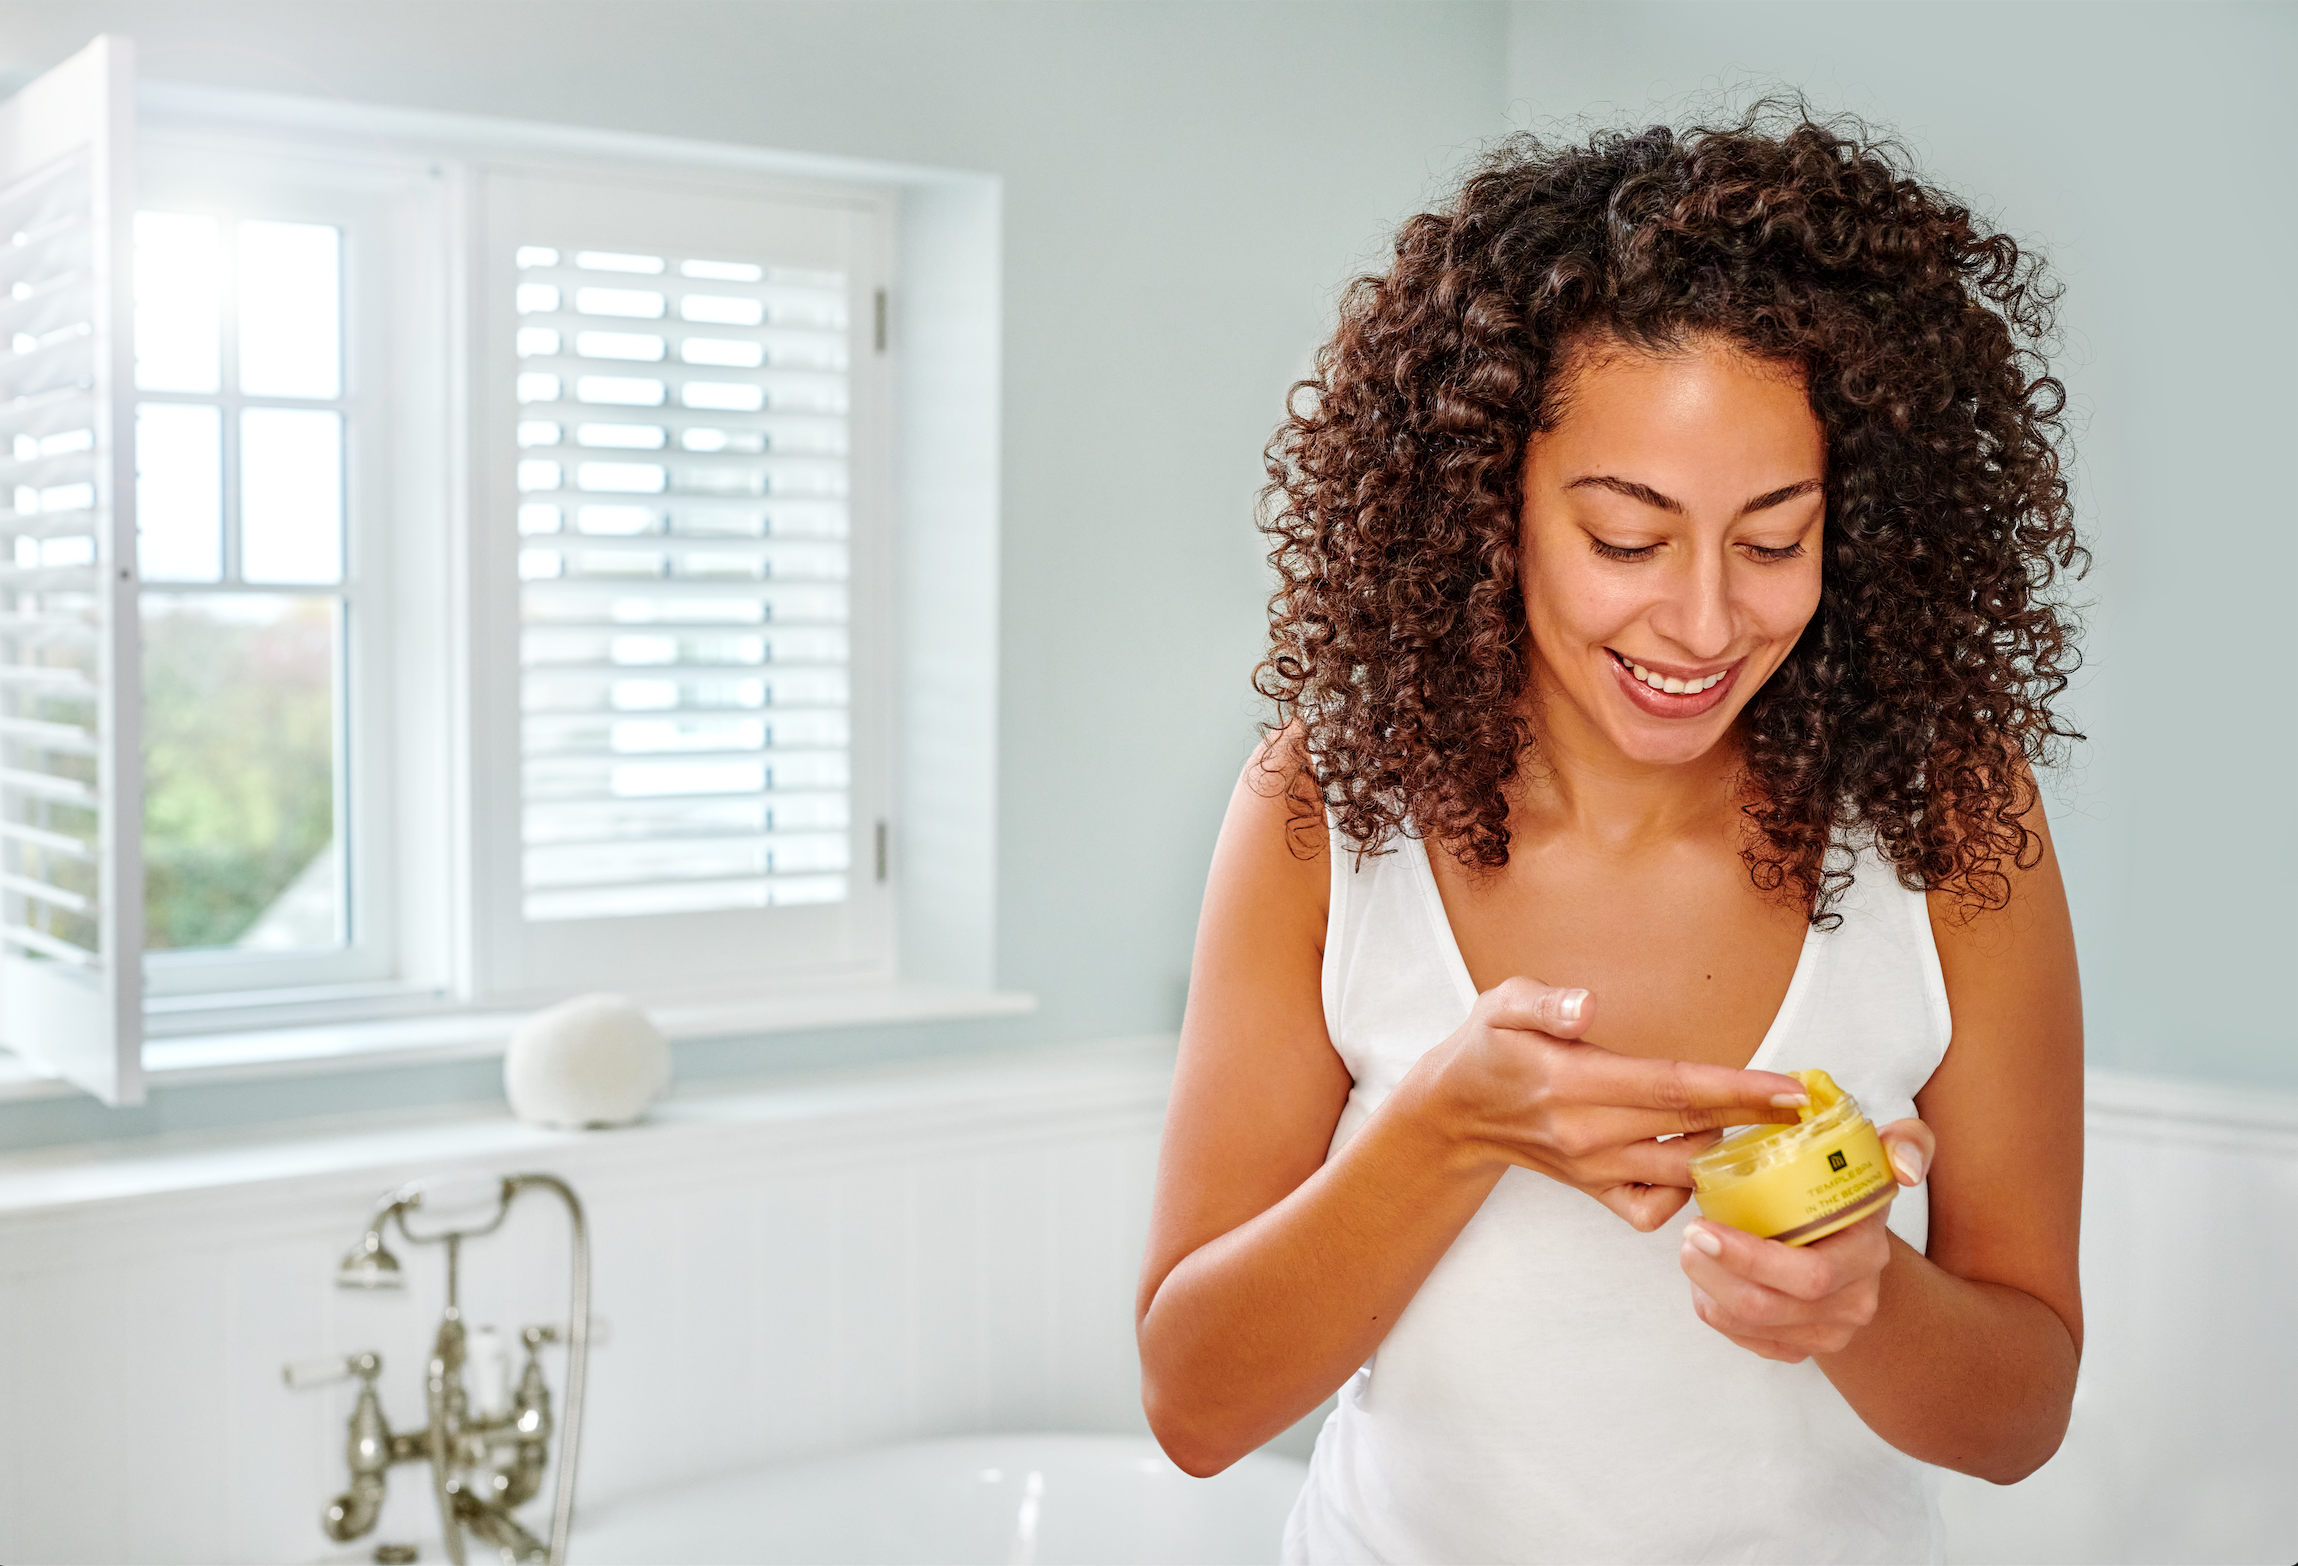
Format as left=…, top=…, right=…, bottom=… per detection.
left=1559, top=1048, right=1810, bottom=1130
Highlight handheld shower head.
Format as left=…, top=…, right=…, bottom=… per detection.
left=338, top=1226, right=405, bottom=1290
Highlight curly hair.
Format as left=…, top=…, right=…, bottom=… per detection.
left=1256, top=105, right=2086, bottom=921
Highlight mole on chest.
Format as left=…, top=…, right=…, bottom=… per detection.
left=1436, top=861, right=1808, bottom=1069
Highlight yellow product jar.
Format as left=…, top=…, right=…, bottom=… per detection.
left=1689, top=1070, right=1896, bottom=1246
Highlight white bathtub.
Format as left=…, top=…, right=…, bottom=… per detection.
left=565, top=1434, right=1308, bottom=1566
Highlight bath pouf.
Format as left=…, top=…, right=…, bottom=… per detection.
left=504, top=993, right=671, bottom=1128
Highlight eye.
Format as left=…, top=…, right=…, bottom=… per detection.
left=1588, top=536, right=1659, bottom=562
left=1741, top=541, right=1806, bottom=563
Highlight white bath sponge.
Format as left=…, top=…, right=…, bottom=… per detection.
left=504, top=993, right=670, bottom=1128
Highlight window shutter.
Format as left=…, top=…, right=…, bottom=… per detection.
left=512, top=242, right=854, bottom=922
left=0, top=36, right=144, bottom=1105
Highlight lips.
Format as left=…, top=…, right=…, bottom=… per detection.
left=1606, top=649, right=1738, bottom=718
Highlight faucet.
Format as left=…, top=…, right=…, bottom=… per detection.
left=285, top=1172, right=593, bottom=1565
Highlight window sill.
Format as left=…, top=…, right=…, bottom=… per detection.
left=0, top=982, right=1038, bottom=1103
left=0, top=1033, right=1171, bottom=1220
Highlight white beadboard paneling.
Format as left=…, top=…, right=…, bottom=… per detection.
left=15, top=1261, right=133, bottom=1564
left=975, top=1140, right=1060, bottom=1429
left=2, top=1049, right=2289, bottom=1564
left=0, top=1037, right=1177, bottom=1565
left=225, top=1237, right=338, bottom=1561
left=749, top=1167, right=846, bottom=1465
left=836, top=1153, right=919, bottom=1450
left=1049, top=1124, right=1162, bottom=1433
left=1939, top=1076, right=2298, bottom=1564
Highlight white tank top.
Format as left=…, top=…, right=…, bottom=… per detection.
left=1284, top=831, right=1952, bottom=1565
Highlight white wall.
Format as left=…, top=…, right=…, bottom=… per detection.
left=1505, top=0, right=2298, bottom=1093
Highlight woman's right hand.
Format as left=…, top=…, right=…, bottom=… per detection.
left=1412, top=977, right=1810, bottom=1231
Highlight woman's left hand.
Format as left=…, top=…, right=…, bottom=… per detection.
left=1678, top=1117, right=1937, bottom=1363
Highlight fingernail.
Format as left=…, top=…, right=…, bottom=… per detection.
left=1892, top=1144, right=1926, bottom=1184
left=1770, top=1093, right=1809, bottom=1109
left=1557, top=989, right=1588, bottom=1023
left=1685, top=1223, right=1723, bottom=1257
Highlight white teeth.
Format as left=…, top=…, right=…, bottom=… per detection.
left=1619, top=656, right=1727, bottom=694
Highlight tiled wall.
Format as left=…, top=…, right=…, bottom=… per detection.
left=0, top=1046, right=2291, bottom=1564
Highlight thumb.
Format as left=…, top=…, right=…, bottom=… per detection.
left=1483, top=977, right=1598, bottom=1040
left=1877, top=1117, right=1935, bottom=1187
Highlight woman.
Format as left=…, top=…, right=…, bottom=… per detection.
left=1136, top=112, right=2085, bottom=1564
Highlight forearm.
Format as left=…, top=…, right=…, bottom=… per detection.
left=1139, top=1076, right=1500, bottom=1475
left=1819, top=1233, right=2079, bottom=1482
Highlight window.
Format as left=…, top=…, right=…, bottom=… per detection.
left=0, top=39, right=958, bottom=1108
left=508, top=243, right=856, bottom=924
left=137, top=212, right=350, bottom=969
left=131, top=177, right=399, bottom=999
left=470, top=169, right=892, bottom=1002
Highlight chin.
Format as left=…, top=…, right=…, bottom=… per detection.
left=1608, top=718, right=1734, bottom=767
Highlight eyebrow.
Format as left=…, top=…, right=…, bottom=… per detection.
left=1566, top=474, right=1824, bottom=517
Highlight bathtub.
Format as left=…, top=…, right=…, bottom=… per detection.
left=566, top=1433, right=1307, bottom=1566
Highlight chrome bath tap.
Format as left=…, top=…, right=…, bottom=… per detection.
left=286, top=1172, right=593, bottom=1565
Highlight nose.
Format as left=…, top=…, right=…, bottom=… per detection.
left=1650, top=543, right=1735, bottom=660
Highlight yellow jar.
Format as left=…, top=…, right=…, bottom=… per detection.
left=1689, top=1070, right=1896, bottom=1246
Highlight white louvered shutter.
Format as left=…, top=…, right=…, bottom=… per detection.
left=513, top=245, right=852, bottom=920
left=0, top=36, right=144, bottom=1104
left=478, top=170, right=885, bottom=995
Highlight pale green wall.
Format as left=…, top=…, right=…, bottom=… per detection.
left=3, top=0, right=2276, bottom=1146
left=0, top=1, right=1507, bottom=1145
left=1509, top=0, right=2298, bottom=1090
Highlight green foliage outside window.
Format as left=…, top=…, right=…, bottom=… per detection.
left=141, top=595, right=338, bottom=951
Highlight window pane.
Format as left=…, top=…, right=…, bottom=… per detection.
left=142, top=594, right=342, bottom=951
left=135, top=403, right=223, bottom=582
left=134, top=212, right=220, bottom=393
left=241, top=408, right=345, bottom=583
left=238, top=220, right=342, bottom=399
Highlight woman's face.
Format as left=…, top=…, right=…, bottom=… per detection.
left=1519, top=338, right=1826, bottom=769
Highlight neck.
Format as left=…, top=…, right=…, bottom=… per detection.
left=1512, top=660, right=1742, bottom=850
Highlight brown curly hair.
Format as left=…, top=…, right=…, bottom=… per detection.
left=1256, top=106, right=2086, bottom=921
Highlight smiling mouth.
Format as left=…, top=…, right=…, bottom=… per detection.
left=1607, top=649, right=1730, bottom=695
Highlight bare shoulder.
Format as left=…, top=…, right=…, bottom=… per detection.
left=1922, top=784, right=2082, bottom=1048
left=1917, top=786, right=2084, bottom=1342
left=1180, top=725, right=1336, bottom=1082
left=1211, top=726, right=1332, bottom=936
left=1137, top=730, right=1352, bottom=1315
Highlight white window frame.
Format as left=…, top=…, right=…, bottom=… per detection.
left=131, top=128, right=419, bottom=1003
left=0, top=44, right=1019, bottom=1108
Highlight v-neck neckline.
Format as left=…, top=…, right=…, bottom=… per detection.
left=1410, top=835, right=1822, bottom=1075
